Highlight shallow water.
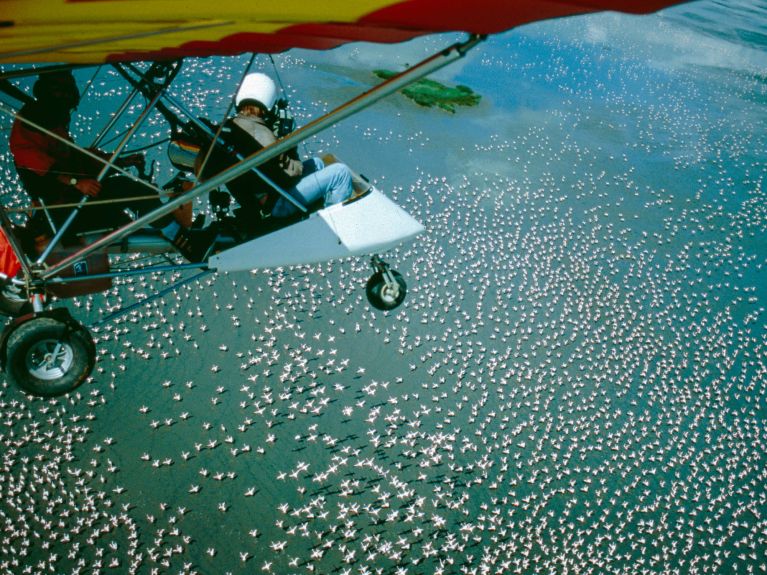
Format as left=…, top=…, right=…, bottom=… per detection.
left=1, top=1, right=766, bottom=574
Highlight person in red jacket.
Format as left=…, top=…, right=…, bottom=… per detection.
left=9, top=70, right=219, bottom=261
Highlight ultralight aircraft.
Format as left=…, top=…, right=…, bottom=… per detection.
left=0, top=0, right=686, bottom=396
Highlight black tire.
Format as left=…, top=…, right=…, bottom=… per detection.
left=366, top=270, right=407, bottom=311
left=5, top=317, right=95, bottom=397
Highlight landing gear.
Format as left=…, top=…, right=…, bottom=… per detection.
left=366, top=255, right=407, bottom=311
left=2, top=312, right=95, bottom=397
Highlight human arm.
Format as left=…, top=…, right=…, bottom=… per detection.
left=10, top=119, right=101, bottom=197
left=59, top=149, right=142, bottom=194
left=54, top=173, right=101, bottom=197
left=279, top=155, right=303, bottom=178
left=231, top=115, right=303, bottom=187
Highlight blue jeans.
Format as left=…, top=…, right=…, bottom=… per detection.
left=270, top=157, right=353, bottom=218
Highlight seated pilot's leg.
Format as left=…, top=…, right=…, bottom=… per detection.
left=320, top=163, right=353, bottom=206
left=270, top=158, right=322, bottom=218
left=270, top=158, right=353, bottom=219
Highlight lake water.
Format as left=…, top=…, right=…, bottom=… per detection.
left=1, top=1, right=765, bottom=574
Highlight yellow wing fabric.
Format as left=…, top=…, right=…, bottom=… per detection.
left=0, top=0, right=388, bottom=63
left=0, top=0, right=688, bottom=64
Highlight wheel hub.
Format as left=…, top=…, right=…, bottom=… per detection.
left=26, top=339, right=74, bottom=380
left=380, top=283, right=400, bottom=303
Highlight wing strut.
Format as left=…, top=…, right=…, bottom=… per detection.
left=113, top=61, right=185, bottom=134
left=40, top=34, right=485, bottom=280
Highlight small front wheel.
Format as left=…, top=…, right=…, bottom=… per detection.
left=366, top=270, right=407, bottom=311
left=5, top=316, right=95, bottom=397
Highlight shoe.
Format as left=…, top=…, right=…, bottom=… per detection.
left=172, top=226, right=218, bottom=262
left=0, top=281, right=32, bottom=317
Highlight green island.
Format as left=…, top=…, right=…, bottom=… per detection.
left=373, top=69, right=481, bottom=113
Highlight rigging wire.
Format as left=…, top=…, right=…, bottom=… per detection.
left=268, top=53, right=288, bottom=98
left=98, top=127, right=133, bottom=150
left=89, top=268, right=213, bottom=328
left=3, top=190, right=181, bottom=213
left=267, top=53, right=311, bottom=157
left=79, top=65, right=102, bottom=102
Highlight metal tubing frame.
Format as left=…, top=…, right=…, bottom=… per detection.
left=114, top=62, right=184, bottom=134
left=0, top=60, right=183, bottom=284
left=40, top=34, right=484, bottom=281
left=90, top=83, right=141, bottom=149
left=45, top=261, right=207, bottom=284
left=35, top=84, right=168, bottom=264
left=0, top=97, right=169, bottom=276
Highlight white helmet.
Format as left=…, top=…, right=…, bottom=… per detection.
left=236, top=72, right=277, bottom=111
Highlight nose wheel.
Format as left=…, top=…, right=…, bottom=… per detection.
left=366, top=256, right=407, bottom=311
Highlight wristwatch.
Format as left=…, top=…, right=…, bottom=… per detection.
left=69, top=177, right=78, bottom=186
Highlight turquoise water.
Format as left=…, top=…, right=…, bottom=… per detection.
left=1, top=2, right=766, bottom=574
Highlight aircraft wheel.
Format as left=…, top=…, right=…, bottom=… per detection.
left=5, top=316, right=95, bottom=397
left=366, top=270, right=407, bottom=311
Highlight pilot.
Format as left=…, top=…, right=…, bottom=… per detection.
left=218, top=72, right=354, bottom=219
left=10, top=71, right=190, bottom=248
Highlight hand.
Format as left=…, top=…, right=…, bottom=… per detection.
left=280, top=155, right=303, bottom=178
left=75, top=179, right=102, bottom=197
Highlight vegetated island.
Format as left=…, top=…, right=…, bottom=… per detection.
left=373, top=69, right=481, bottom=113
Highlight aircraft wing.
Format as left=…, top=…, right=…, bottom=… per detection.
left=1, top=0, right=688, bottom=64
